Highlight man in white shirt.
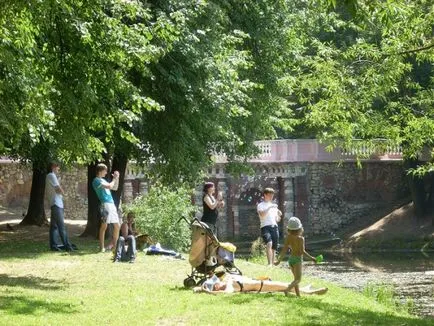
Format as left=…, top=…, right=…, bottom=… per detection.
left=257, top=188, right=282, bottom=266
left=46, top=162, right=73, bottom=251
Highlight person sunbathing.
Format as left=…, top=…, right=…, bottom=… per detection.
left=193, top=273, right=327, bottom=295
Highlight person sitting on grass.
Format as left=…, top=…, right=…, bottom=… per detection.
left=113, top=212, right=137, bottom=263
left=193, top=272, right=327, bottom=295
left=274, top=216, right=317, bottom=296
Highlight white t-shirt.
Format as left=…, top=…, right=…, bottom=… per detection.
left=45, top=172, right=64, bottom=208
left=257, top=201, right=279, bottom=228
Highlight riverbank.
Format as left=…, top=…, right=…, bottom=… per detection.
left=301, top=252, right=434, bottom=318
left=337, top=203, right=433, bottom=252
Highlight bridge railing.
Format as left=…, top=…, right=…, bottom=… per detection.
left=213, top=139, right=403, bottom=163
left=1, top=139, right=404, bottom=182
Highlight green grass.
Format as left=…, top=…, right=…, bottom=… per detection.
left=0, top=238, right=431, bottom=326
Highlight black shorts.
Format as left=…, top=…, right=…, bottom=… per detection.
left=261, top=225, right=279, bottom=250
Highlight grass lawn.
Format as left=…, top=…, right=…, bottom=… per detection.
left=0, top=238, right=431, bottom=326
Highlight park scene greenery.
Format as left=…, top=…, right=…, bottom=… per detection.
left=0, top=0, right=433, bottom=324
left=0, top=239, right=431, bottom=326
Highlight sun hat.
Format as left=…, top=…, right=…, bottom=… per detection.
left=287, top=216, right=302, bottom=230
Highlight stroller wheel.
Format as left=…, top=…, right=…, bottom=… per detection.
left=183, top=277, right=197, bottom=288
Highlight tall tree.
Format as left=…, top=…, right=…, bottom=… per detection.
left=1, top=0, right=173, bottom=225
left=278, top=0, right=433, bottom=216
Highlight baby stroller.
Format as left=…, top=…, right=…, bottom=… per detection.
left=181, top=218, right=242, bottom=288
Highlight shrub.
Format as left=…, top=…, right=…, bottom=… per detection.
left=363, top=282, right=396, bottom=307
left=123, top=184, right=197, bottom=252
left=250, top=237, right=266, bottom=261
left=362, top=282, right=414, bottom=314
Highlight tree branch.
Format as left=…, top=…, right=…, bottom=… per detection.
left=390, top=42, right=434, bottom=57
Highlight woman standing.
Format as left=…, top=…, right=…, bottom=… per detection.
left=201, top=182, right=224, bottom=235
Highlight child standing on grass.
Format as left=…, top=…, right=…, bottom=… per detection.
left=274, top=216, right=316, bottom=296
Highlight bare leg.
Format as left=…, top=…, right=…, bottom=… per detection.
left=195, top=277, right=327, bottom=295
left=286, top=263, right=302, bottom=296
left=231, top=278, right=326, bottom=295
left=271, top=247, right=276, bottom=265
left=110, top=223, right=120, bottom=250
left=294, top=284, right=300, bottom=297
left=99, top=223, right=107, bottom=251
left=240, top=280, right=288, bottom=292
left=265, top=242, right=273, bottom=266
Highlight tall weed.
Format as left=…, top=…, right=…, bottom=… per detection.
left=363, top=282, right=415, bottom=314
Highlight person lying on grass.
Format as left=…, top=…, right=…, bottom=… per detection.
left=193, top=272, right=327, bottom=295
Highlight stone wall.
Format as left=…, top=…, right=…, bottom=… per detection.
left=195, top=163, right=307, bottom=240
left=0, top=162, right=88, bottom=220
left=0, top=160, right=410, bottom=239
left=306, top=161, right=409, bottom=235
left=196, top=161, right=410, bottom=239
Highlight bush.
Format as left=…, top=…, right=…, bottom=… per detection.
left=250, top=237, right=266, bottom=260
left=362, top=282, right=414, bottom=313
left=123, top=184, right=197, bottom=252
left=363, top=282, right=396, bottom=307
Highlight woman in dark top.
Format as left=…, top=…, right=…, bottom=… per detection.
left=201, top=182, right=224, bottom=234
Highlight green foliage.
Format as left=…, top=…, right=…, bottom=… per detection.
left=130, top=0, right=271, bottom=184
left=363, top=282, right=397, bottom=306
left=279, top=0, right=434, bottom=166
left=123, top=184, right=196, bottom=251
left=363, top=282, right=415, bottom=314
left=0, top=238, right=430, bottom=325
left=0, top=0, right=178, bottom=166
left=250, top=236, right=266, bottom=261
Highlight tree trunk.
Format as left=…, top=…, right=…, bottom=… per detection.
left=428, top=172, right=434, bottom=226
left=409, top=175, right=426, bottom=218
left=81, top=162, right=100, bottom=238
left=406, top=159, right=427, bottom=218
left=111, top=153, right=128, bottom=209
left=20, top=163, right=47, bottom=226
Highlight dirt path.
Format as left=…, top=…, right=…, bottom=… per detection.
left=0, top=208, right=86, bottom=243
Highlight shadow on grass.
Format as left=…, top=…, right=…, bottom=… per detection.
left=0, top=294, right=78, bottom=315
left=293, top=297, right=432, bottom=325
left=0, top=239, right=103, bottom=260
left=0, top=274, right=65, bottom=291
left=169, top=285, right=192, bottom=292
left=221, top=293, right=431, bottom=325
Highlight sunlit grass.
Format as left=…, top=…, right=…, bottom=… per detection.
left=0, top=238, right=431, bottom=325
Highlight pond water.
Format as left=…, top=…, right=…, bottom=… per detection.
left=303, top=251, right=434, bottom=319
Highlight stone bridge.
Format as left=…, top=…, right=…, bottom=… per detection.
left=123, top=140, right=408, bottom=240
left=0, top=139, right=408, bottom=241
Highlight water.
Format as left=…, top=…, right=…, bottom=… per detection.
left=303, top=251, right=434, bottom=318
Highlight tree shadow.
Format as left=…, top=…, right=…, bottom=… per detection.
left=0, top=294, right=78, bottom=315
left=219, top=293, right=431, bottom=325
left=291, top=298, right=432, bottom=325
left=0, top=239, right=104, bottom=260
left=222, top=291, right=284, bottom=304
left=0, top=274, right=65, bottom=291
left=169, top=285, right=191, bottom=292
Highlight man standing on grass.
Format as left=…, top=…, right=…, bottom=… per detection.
left=257, top=187, right=282, bottom=266
left=46, top=162, right=74, bottom=252
left=92, top=163, right=120, bottom=253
